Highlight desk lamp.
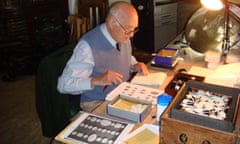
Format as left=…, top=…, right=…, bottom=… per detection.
left=201, top=0, right=230, bottom=63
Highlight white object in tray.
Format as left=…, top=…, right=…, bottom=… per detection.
left=105, top=82, right=163, bottom=105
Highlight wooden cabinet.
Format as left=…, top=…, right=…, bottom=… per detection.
left=0, top=0, right=68, bottom=80
left=131, top=0, right=178, bottom=53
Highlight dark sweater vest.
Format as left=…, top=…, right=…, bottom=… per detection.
left=81, top=25, right=132, bottom=102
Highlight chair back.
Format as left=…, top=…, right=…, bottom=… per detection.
left=67, top=0, right=109, bottom=43
left=78, top=0, right=108, bottom=28
left=36, top=44, right=81, bottom=137
left=67, top=15, right=89, bottom=43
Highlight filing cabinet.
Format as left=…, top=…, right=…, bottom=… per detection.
left=131, top=0, right=178, bottom=53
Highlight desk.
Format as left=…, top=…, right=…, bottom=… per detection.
left=52, top=59, right=207, bottom=144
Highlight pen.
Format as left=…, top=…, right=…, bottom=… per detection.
left=103, top=85, right=108, bottom=92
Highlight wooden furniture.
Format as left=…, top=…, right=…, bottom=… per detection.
left=160, top=84, right=240, bottom=144
left=67, top=15, right=90, bottom=43
left=53, top=49, right=240, bottom=143
left=131, top=1, right=178, bottom=53
left=0, top=0, right=68, bottom=80
left=78, top=0, right=109, bottom=29
left=51, top=23, right=240, bottom=141
left=66, top=0, right=109, bottom=43
left=93, top=60, right=240, bottom=144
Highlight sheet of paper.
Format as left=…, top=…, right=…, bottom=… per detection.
left=131, top=72, right=167, bottom=87
left=55, top=112, right=134, bottom=144
left=188, top=63, right=240, bottom=88
left=188, top=66, right=214, bottom=77
left=121, top=124, right=159, bottom=144
left=205, top=62, right=240, bottom=88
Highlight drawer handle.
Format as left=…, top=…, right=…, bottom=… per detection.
left=179, top=133, right=188, bottom=144
left=202, top=140, right=211, bottom=144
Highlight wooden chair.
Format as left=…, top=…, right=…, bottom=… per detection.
left=76, top=16, right=89, bottom=39
left=36, top=43, right=81, bottom=137
left=67, top=0, right=108, bottom=43
left=78, top=0, right=109, bottom=28
left=67, top=15, right=89, bottom=43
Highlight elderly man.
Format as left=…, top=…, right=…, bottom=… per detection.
left=57, top=1, right=148, bottom=112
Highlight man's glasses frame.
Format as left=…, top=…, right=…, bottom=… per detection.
left=111, top=13, right=139, bottom=35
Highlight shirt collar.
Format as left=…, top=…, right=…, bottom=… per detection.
left=100, top=24, right=117, bottom=48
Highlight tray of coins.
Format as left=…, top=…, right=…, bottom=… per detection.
left=55, top=112, right=134, bottom=144
left=170, top=80, right=240, bottom=132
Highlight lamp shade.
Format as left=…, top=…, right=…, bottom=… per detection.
left=201, top=0, right=224, bottom=10
left=185, top=7, right=240, bottom=53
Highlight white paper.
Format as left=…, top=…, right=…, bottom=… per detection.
left=188, top=63, right=240, bottom=88
left=131, top=72, right=167, bottom=87
left=188, top=66, right=214, bottom=77
left=205, top=62, right=240, bottom=88
left=119, top=124, right=159, bottom=144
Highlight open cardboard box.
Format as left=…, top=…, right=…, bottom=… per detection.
left=107, top=95, right=152, bottom=122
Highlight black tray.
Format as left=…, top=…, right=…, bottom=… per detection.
left=170, top=80, right=240, bottom=132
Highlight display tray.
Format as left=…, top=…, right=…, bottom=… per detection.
left=170, top=80, right=240, bottom=132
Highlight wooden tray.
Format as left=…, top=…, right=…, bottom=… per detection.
left=165, top=73, right=204, bottom=97
left=160, top=81, right=240, bottom=144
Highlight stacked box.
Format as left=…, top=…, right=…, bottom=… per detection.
left=151, top=48, right=178, bottom=68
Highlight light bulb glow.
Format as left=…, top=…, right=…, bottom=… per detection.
left=201, top=0, right=224, bottom=10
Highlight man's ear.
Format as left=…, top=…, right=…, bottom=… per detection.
left=107, top=16, right=116, bottom=30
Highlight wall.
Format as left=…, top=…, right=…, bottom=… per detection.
left=108, top=0, right=201, bottom=34
left=177, top=1, right=201, bottom=34
left=109, top=0, right=130, bottom=6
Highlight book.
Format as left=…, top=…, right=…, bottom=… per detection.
left=131, top=72, right=167, bottom=87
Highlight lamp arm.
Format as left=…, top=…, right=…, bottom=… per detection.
left=222, top=0, right=230, bottom=57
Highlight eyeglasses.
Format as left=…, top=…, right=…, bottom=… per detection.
left=111, top=14, right=139, bottom=35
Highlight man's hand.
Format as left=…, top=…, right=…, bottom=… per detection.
left=133, top=62, right=149, bottom=75
left=91, top=70, right=123, bottom=87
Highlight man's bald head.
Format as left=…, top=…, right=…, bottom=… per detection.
left=106, top=1, right=138, bottom=43
left=107, top=1, right=138, bottom=19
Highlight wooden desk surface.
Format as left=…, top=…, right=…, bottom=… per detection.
left=52, top=61, right=240, bottom=144
left=53, top=60, right=208, bottom=144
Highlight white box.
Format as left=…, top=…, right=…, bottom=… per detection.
left=107, top=95, right=152, bottom=122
